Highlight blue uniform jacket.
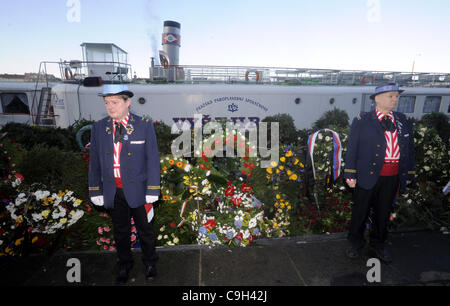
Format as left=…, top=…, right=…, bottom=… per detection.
left=88, top=113, right=161, bottom=209
left=344, top=111, right=415, bottom=191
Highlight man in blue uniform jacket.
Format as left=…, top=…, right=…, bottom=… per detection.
left=344, top=83, right=415, bottom=263
left=88, top=84, right=160, bottom=284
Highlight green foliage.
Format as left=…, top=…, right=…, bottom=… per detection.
left=0, top=122, right=79, bottom=151
left=419, top=112, right=450, bottom=145
left=1, top=110, right=448, bottom=255
left=312, top=107, right=350, bottom=130
left=18, top=144, right=89, bottom=202
left=261, top=113, right=299, bottom=145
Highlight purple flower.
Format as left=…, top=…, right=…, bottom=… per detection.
left=198, top=226, right=208, bottom=235
left=209, top=233, right=218, bottom=241
left=234, top=220, right=243, bottom=229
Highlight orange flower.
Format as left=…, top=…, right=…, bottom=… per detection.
left=176, top=161, right=183, bottom=168
left=169, top=159, right=175, bottom=165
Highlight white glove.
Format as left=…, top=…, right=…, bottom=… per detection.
left=91, top=195, right=104, bottom=206
left=146, top=195, right=158, bottom=203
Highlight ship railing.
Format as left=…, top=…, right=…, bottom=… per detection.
left=56, top=60, right=133, bottom=83
left=149, top=64, right=450, bottom=88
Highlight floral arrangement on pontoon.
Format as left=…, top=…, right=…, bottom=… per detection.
left=186, top=181, right=266, bottom=247
left=5, top=183, right=85, bottom=235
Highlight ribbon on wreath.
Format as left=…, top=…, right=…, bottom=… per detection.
left=307, top=128, right=342, bottom=182
left=177, top=185, right=201, bottom=228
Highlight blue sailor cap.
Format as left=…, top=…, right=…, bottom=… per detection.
left=98, top=84, right=134, bottom=98
left=370, top=83, right=404, bottom=99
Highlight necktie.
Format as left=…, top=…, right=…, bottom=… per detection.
left=114, top=122, right=124, bottom=143
left=381, top=116, right=395, bottom=132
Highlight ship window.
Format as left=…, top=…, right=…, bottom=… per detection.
left=396, top=96, right=416, bottom=113
left=0, top=93, right=30, bottom=114
left=423, top=96, right=441, bottom=113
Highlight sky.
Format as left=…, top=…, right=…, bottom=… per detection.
left=1, top=0, right=450, bottom=78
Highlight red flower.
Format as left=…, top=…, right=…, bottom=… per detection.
left=232, top=195, right=242, bottom=207
left=240, top=183, right=252, bottom=193
left=170, top=222, right=176, bottom=228
left=225, top=185, right=235, bottom=197
left=204, top=219, right=216, bottom=230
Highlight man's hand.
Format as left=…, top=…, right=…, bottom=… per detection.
left=146, top=195, right=158, bottom=203
left=91, top=195, right=104, bottom=206
left=346, top=179, right=357, bottom=188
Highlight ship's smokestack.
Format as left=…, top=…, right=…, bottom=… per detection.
left=161, top=20, right=181, bottom=66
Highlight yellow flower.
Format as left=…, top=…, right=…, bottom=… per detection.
left=32, top=236, right=38, bottom=244
left=266, top=168, right=273, bottom=174
left=58, top=190, right=65, bottom=197
left=278, top=165, right=284, bottom=171
left=16, top=216, right=23, bottom=224
left=60, top=218, right=67, bottom=224
left=286, top=150, right=293, bottom=157
left=294, top=158, right=299, bottom=165
left=273, top=222, right=279, bottom=229
left=276, top=194, right=281, bottom=200
left=287, top=170, right=292, bottom=176
left=15, top=237, right=24, bottom=246
left=270, top=161, right=278, bottom=167
left=280, top=156, right=286, bottom=163
left=299, top=162, right=304, bottom=168
left=42, top=210, right=50, bottom=219
left=289, top=174, right=298, bottom=180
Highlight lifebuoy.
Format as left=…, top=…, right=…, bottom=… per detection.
left=361, top=76, right=366, bottom=85
left=245, top=71, right=260, bottom=82
left=76, top=124, right=92, bottom=149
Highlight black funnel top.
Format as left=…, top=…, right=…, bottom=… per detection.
left=164, top=21, right=180, bottom=28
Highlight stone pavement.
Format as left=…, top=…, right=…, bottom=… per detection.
left=1, top=229, right=449, bottom=287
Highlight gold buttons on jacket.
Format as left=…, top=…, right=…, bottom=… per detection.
left=372, top=162, right=376, bottom=166
left=376, top=144, right=381, bottom=148
left=370, top=171, right=374, bottom=175
left=128, top=152, right=131, bottom=156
